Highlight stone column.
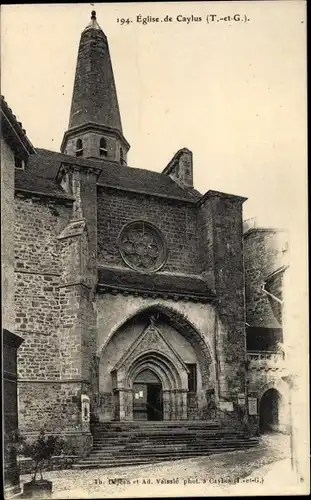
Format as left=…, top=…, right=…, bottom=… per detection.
left=170, top=391, right=176, bottom=420
left=118, top=389, right=133, bottom=421
left=162, top=390, right=170, bottom=421
left=181, top=390, right=188, bottom=420
left=175, top=391, right=181, bottom=420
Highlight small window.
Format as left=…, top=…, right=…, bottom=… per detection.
left=75, top=139, right=83, bottom=157
left=14, top=156, right=24, bottom=170
left=99, top=138, right=108, bottom=157
left=120, top=147, right=125, bottom=165
left=186, top=364, right=197, bottom=393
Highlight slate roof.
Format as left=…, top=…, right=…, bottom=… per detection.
left=97, top=161, right=200, bottom=202
left=15, top=148, right=200, bottom=202
left=97, top=267, right=216, bottom=302
left=15, top=150, right=73, bottom=200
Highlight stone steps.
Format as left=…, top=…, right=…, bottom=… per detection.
left=90, top=441, right=257, bottom=456
left=93, top=421, right=220, bottom=429
left=73, top=421, right=258, bottom=469
left=92, top=432, right=246, bottom=444
left=92, top=435, right=249, bottom=447
left=73, top=443, right=258, bottom=469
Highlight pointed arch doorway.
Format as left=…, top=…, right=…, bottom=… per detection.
left=111, top=319, right=189, bottom=421
left=133, top=369, right=163, bottom=421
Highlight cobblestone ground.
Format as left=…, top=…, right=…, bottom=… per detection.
left=20, top=433, right=292, bottom=498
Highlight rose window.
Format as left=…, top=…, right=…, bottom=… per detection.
left=118, top=221, right=167, bottom=272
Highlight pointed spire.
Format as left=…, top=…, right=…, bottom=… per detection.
left=61, top=12, right=130, bottom=163
left=68, top=11, right=123, bottom=131
left=84, top=10, right=102, bottom=31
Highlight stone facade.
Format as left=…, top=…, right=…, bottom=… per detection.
left=1, top=138, right=16, bottom=334
left=97, top=188, right=199, bottom=274
left=1, top=96, right=35, bottom=495
left=1, top=13, right=292, bottom=462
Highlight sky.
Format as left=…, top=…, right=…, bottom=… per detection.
left=1, top=2, right=307, bottom=231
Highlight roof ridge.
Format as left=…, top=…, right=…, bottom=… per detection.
left=25, top=148, right=201, bottom=203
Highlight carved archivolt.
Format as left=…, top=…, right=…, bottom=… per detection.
left=111, top=317, right=188, bottom=391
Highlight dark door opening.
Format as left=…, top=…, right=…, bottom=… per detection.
left=147, top=383, right=162, bottom=421
left=259, top=388, right=281, bottom=434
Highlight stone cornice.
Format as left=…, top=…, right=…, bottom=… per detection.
left=97, top=182, right=197, bottom=204
left=96, top=283, right=216, bottom=304
left=197, top=189, right=248, bottom=206
left=18, top=378, right=91, bottom=384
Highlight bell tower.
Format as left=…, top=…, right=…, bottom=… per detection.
left=61, top=11, right=130, bottom=164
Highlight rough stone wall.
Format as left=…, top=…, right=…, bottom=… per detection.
left=199, top=194, right=246, bottom=401
left=244, top=229, right=288, bottom=328
left=97, top=187, right=198, bottom=274
left=14, top=198, right=69, bottom=384
left=14, top=193, right=94, bottom=454
left=18, top=382, right=82, bottom=433
left=1, top=138, right=15, bottom=332
left=197, top=198, right=215, bottom=289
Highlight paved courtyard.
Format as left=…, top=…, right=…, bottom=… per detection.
left=20, top=433, right=304, bottom=498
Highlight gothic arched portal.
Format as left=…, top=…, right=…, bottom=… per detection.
left=98, top=305, right=215, bottom=422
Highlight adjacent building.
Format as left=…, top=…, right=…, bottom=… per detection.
left=1, top=95, right=36, bottom=495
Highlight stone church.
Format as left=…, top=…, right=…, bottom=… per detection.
left=2, top=12, right=289, bottom=461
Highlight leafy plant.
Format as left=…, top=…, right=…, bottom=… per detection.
left=19, top=429, right=65, bottom=482
left=4, top=429, right=25, bottom=463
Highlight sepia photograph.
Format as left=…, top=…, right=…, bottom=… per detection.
left=1, top=1, right=309, bottom=498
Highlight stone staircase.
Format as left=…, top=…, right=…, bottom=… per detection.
left=73, top=421, right=259, bottom=469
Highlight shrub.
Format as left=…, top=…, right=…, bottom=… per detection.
left=19, top=429, right=65, bottom=482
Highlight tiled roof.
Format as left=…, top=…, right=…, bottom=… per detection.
left=16, top=148, right=200, bottom=202
left=97, top=267, right=216, bottom=302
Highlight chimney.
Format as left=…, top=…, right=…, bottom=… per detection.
left=162, top=148, right=193, bottom=189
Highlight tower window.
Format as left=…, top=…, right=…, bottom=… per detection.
left=99, top=137, right=108, bottom=157
left=14, top=156, right=25, bottom=170
left=186, top=364, right=197, bottom=393
left=120, top=147, right=125, bottom=165
left=75, top=139, right=83, bottom=157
